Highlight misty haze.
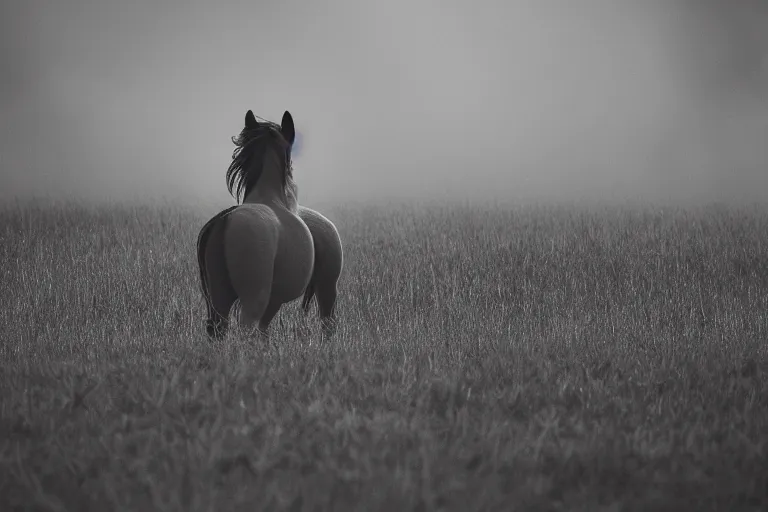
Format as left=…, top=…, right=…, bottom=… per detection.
left=2, top=0, right=767, bottom=207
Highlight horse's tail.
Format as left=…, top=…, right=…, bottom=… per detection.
left=197, top=206, right=238, bottom=337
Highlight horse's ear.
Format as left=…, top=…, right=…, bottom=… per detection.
left=245, top=110, right=258, bottom=129
left=281, top=110, right=295, bottom=145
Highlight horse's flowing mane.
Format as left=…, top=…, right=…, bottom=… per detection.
left=225, top=117, right=295, bottom=203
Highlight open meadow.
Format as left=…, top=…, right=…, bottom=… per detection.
left=1, top=199, right=767, bottom=511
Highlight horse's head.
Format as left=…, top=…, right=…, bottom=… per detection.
left=226, top=110, right=297, bottom=208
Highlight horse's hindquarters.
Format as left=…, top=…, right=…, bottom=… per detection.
left=198, top=207, right=239, bottom=338
left=298, top=207, right=344, bottom=282
left=272, top=211, right=315, bottom=303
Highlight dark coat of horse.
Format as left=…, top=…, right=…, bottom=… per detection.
left=196, top=110, right=342, bottom=339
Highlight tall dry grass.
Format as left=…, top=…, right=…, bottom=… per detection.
left=1, top=200, right=767, bottom=511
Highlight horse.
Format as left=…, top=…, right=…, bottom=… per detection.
left=196, top=110, right=343, bottom=340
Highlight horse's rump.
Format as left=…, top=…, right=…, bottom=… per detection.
left=197, top=205, right=238, bottom=316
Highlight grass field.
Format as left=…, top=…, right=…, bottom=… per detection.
left=1, top=199, right=767, bottom=511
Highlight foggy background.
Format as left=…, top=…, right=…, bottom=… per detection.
left=1, top=0, right=767, bottom=207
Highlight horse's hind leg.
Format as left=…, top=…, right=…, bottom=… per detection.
left=315, top=283, right=338, bottom=337
left=206, top=282, right=236, bottom=339
left=228, top=266, right=274, bottom=338
left=204, top=221, right=237, bottom=339
left=237, top=291, right=273, bottom=339
left=255, top=300, right=282, bottom=341
left=301, top=281, right=315, bottom=315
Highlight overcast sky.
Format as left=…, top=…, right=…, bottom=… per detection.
left=1, top=0, right=767, bottom=207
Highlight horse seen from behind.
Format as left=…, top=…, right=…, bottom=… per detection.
left=196, top=110, right=342, bottom=340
